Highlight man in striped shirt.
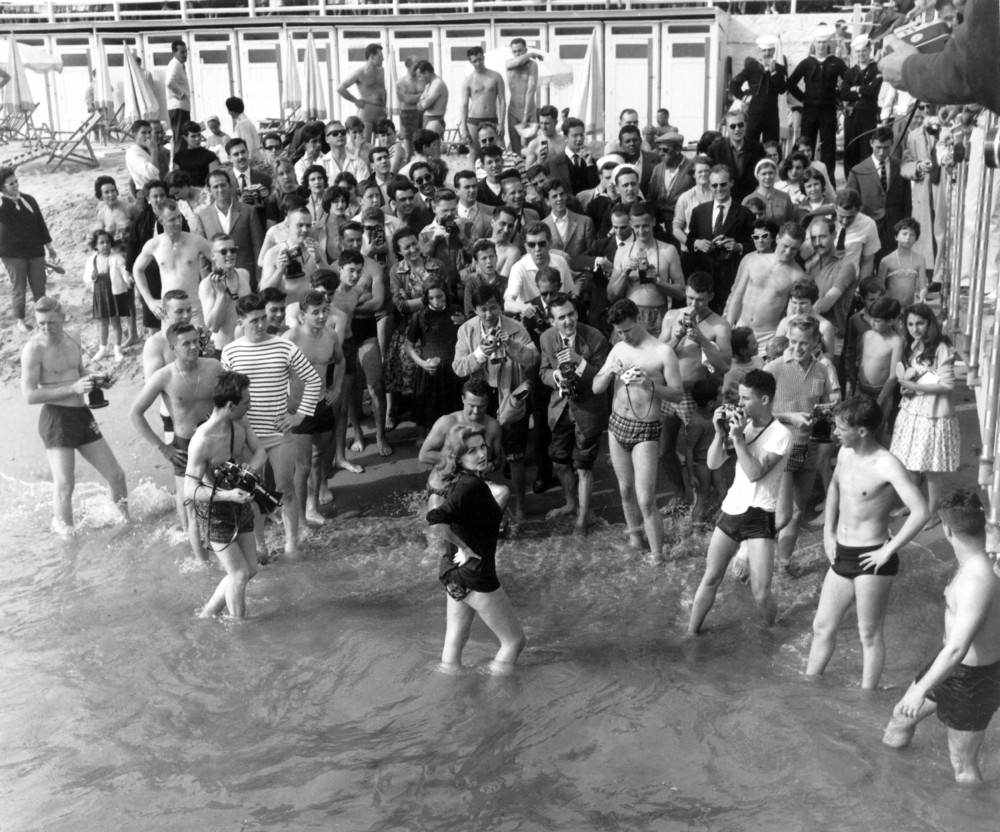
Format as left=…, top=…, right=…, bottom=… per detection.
left=222, top=294, right=322, bottom=559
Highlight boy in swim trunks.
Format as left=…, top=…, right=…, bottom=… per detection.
left=593, top=298, right=684, bottom=562
left=185, top=371, right=267, bottom=619
left=21, top=297, right=128, bottom=536
left=130, top=323, right=222, bottom=562
left=804, top=396, right=928, bottom=689
left=883, top=489, right=1000, bottom=784
left=687, top=369, right=791, bottom=635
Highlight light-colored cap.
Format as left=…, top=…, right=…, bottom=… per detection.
left=851, top=34, right=870, bottom=51
left=812, top=23, right=834, bottom=42
left=206, top=115, right=220, bottom=124
left=612, top=163, right=640, bottom=182
left=756, top=35, right=777, bottom=50
left=596, top=153, right=624, bottom=169
left=654, top=129, right=685, bottom=146
left=754, top=157, right=778, bottom=178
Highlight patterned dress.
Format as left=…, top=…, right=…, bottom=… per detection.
left=383, top=257, right=440, bottom=396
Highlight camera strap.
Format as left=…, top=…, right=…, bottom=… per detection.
left=745, top=418, right=775, bottom=447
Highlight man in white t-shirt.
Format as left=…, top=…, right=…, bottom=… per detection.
left=688, top=368, right=791, bottom=634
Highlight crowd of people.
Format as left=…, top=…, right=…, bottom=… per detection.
left=7, top=0, right=1000, bottom=785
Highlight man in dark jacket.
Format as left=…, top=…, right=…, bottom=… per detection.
left=840, top=35, right=883, bottom=174
left=729, top=35, right=788, bottom=144
left=707, top=111, right=766, bottom=202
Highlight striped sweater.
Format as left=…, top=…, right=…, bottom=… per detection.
left=221, top=336, right=321, bottom=440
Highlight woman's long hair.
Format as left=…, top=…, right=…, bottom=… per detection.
left=903, top=302, right=950, bottom=364
left=428, top=424, right=487, bottom=492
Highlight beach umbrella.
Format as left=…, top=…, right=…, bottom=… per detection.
left=2, top=37, right=36, bottom=114
left=282, top=34, right=302, bottom=117
left=484, top=47, right=574, bottom=89
left=385, top=44, right=399, bottom=118
left=121, top=47, right=158, bottom=124
left=0, top=38, right=62, bottom=74
left=570, top=30, right=604, bottom=138
left=302, top=33, right=327, bottom=121
left=90, top=35, right=114, bottom=112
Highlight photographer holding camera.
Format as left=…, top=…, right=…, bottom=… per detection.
left=185, top=371, right=268, bottom=619
left=260, top=208, right=324, bottom=306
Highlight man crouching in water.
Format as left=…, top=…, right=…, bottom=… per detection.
left=883, top=489, right=1000, bottom=784
left=21, top=296, right=127, bottom=535
left=185, top=371, right=266, bottom=619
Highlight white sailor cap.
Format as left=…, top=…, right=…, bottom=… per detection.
left=851, top=34, right=870, bottom=51
left=596, top=153, right=624, bottom=170
left=756, top=35, right=777, bottom=50
left=812, top=23, right=834, bottom=42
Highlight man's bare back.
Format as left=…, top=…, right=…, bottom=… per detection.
left=946, top=560, right=1000, bottom=667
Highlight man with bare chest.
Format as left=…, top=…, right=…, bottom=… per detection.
left=130, top=323, right=222, bottom=562
left=285, top=290, right=345, bottom=530
left=200, top=234, right=252, bottom=351
left=658, top=272, right=733, bottom=505
left=725, top=222, right=805, bottom=355
left=328, top=256, right=366, bottom=475
left=133, top=201, right=213, bottom=326
left=460, top=46, right=505, bottom=166
left=505, top=38, right=539, bottom=155
left=593, top=298, right=684, bottom=562
left=21, top=297, right=127, bottom=535
left=805, top=396, right=928, bottom=689
left=337, top=44, right=387, bottom=142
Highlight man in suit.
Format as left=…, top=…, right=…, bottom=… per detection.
left=198, top=169, right=265, bottom=289
left=476, top=145, right=506, bottom=208
left=545, top=117, right=600, bottom=205
left=707, top=110, right=766, bottom=202
left=686, top=165, right=755, bottom=312
left=846, top=125, right=912, bottom=256
left=541, top=179, right=595, bottom=263
left=453, top=169, right=494, bottom=242
left=500, top=177, right=541, bottom=249
left=225, top=138, right=271, bottom=196
left=578, top=205, right=633, bottom=331
left=645, top=130, right=695, bottom=247
left=616, top=124, right=659, bottom=193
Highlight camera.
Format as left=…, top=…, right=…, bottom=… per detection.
left=213, top=460, right=283, bottom=514
left=285, top=246, right=304, bottom=280
left=716, top=403, right=745, bottom=431
left=557, top=342, right=579, bottom=401
left=241, top=183, right=267, bottom=207
left=86, top=373, right=112, bottom=409
left=682, top=310, right=695, bottom=330
left=810, top=403, right=836, bottom=443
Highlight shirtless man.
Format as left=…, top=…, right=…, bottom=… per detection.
left=285, top=290, right=344, bottom=529
left=327, top=252, right=368, bottom=474
left=883, top=488, right=1000, bottom=784
left=21, top=297, right=127, bottom=535
left=419, top=377, right=505, bottom=469
left=415, top=61, right=448, bottom=136
left=260, top=207, right=323, bottom=301
left=505, top=38, right=539, bottom=156
left=523, top=105, right=565, bottom=168
left=460, top=46, right=505, bottom=166
left=658, top=271, right=733, bottom=505
left=856, top=297, right=904, bottom=429
left=725, top=222, right=806, bottom=355
left=133, top=200, right=213, bottom=326
left=687, top=369, right=791, bottom=634
left=200, top=234, right=252, bottom=350
left=803, top=396, right=928, bottom=688
left=593, top=298, right=684, bottom=562
left=184, top=371, right=267, bottom=619
left=608, top=202, right=685, bottom=305
left=395, top=56, right=424, bottom=158
left=337, top=43, right=387, bottom=142
left=130, top=323, right=222, bottom=562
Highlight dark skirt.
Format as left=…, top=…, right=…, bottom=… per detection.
left=412, top=363, right=461, bottom=429
left=92, top=273, right=117, bottom=319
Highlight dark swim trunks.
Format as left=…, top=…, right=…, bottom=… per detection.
left=171, top=435, right=192, bottom=477
left=353, top=316, right=378, bottom=344
left=207, top=500, right=255, bottom=545
left=833, top=541, right=899, bottom=579
left=921, top=659, right=1000, bottom=732
left=291, top=400, right=335, bottom=435
left=38, top=404, right=103, bottom=450
left=341, top=336, right=359, bottom=374
left=608, top=411, right=661, bottom=452
left=717, top=506, right=777, bottom=542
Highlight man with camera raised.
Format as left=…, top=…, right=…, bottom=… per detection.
left=687, top=369, right=791, bottom=635
left=260, top=207, right=324, bottom=307
left=539, top=292, right=610, bottom=534
left=185, top=370, right=268, bottom=619
left=199, top=234, right=253, bottom=351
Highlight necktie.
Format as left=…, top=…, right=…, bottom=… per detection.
left=836, top=226, right=846, bottom=252
left=240, top=173, right=247, bottom=191
left=879, top=163, right=887, bottom=192
left=573, top=154, right=582, bottom=169
left=712, top=204, right=725, bottom=236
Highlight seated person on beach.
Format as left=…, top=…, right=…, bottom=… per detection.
left=687, top=369, right=790, bottom=635
left=185, top=370, right=267, bottom=619
left=883, top=489, right=1000, bottom=785
left=804, top=396, right=929, bottom=689
left=130, top=323, right=222, bottom=563
left=20, top=297, right=128, bottom=536
left=593, top=298, right=684, bottom=562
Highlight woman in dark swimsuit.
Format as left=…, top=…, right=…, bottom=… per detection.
left=426, top=424, right=525, bottom=674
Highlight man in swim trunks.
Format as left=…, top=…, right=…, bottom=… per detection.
left=415, top=61, right=448, bottom=137
left=459, top=46, right=505, bottom=167
left=395, top=57, right=424, bottom=158
left=883, top=489, right=1000, bottom=784
left=130, top=323, right=222, bottom=563
left=687, top=369, right=791, bottom=634
left=21, top=297, right=128, bottom=536
left=593, top=298, right=684, bottom=562
left=505, top=39, right=539, bottom=156
left=337, top=43, right=387, bottom=142
left=185, top=371, right=267, bottom=619
left=804, top=396, right=929, bottom=688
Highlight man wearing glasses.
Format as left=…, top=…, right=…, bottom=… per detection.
left=197, top=169, right=265, bottom=288
left=707, top=109, right=766, bottom=201
left=322, top=120, right=370, bottom=182
left=504, top=223, right=574, bottom=316
left=199, top=233, right=253, bottom=350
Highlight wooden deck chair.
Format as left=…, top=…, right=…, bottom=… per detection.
left=103, top=103, right=131, bottom=144
left=0, top=104, right=39, bottom=143
left=45, top=110, right=101, bottom=170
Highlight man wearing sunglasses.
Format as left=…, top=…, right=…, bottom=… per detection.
left=504, top=223, right=574, bottom=316
left=707, top=109, right=766, bottom=201
left=199, top=233, right=253, bottom=350
left=322, top=120, right=370, bottom=183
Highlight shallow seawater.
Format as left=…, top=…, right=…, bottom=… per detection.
left=2, top=475, right=999, bottom=832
